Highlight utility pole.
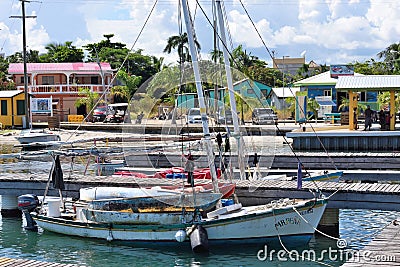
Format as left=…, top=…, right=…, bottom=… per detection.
left=282, top=55, right=290, bottom=125
left=10, top=0, right=36, bottom=129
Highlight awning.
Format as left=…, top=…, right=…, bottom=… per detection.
left=316, top=99, right=336, bottom=106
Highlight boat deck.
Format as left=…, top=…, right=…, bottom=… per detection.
left=2, top=174, right=400, bottom=211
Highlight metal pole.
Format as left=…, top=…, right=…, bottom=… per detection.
left=216, top=0, right=246, bottom=180
left=181, top=0, right=219, bottom=192
left=22, top=0, right=29, bottom=128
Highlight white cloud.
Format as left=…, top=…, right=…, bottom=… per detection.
left=1, top=0, right=400, bottom=67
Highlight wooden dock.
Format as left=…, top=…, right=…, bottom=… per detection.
left=124, top=152, right=400, bottom=170
left=0, top=257, right=86, bottom=267
left=2, top=173, right=400, bottom=211
left=288, top=130, right=400, bottom=152
left=342, top=220, right=400, bottom=266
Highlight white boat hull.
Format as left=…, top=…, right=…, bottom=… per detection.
left=33, top=198, right=327, bottom=246
left=16, top=132, right=61, bottom=144
left=262, top=170, right=343, bottom=183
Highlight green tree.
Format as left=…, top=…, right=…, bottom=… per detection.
left=377, top=92, right=400, bottom=111
left=75, top=87, right=100, bottom=121
left=210, top=49, right=223, bottom=64
left=6, top=52, right=23, bottom=63
left=337, top=96, right=366, bottom=114
left=351, top=59, right=390, bottom=75
left=247, top=66, right=282, bottom=87
left=377, top=43, right=400, bottom=73
left=112, top=70, right=142, bottom=102
left=84, top=34, right=127, bottom=65
left=307, top=98, right=320, bottom=120
left=85, top=35, right=163, bottom=85
left=40, top=41, right=84, bottom=62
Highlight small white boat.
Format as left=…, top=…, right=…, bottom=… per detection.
left=303, top=170, right=343, bottom=182
left=262, top=170, right=343, bottom=183
left=15, top=129, right=61, bottom=144
left=29, top=197, right=327, bottom=246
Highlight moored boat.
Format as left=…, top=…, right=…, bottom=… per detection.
left=25, top=196, right=327, bottom=245
left=18, top=0, right=329, bottom=253
left=15, top=129, right=61, bottom=144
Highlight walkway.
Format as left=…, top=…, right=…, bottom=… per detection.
left=342, top=220, right=400, bottom=266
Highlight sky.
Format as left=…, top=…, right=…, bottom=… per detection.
left=1, top=0, right=400, bottom=68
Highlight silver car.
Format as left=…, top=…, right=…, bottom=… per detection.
left=187, top=108, right=202, bottom=124
left=252, top=108, right=278, bottom=125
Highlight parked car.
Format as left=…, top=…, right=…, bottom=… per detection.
left=217, top=109, right=234, bottom=124
left=187, top=108, right=202, bottom=124
left=252, top=108, right=278, bottom=125
left=92, top=105, right=107, bottom=122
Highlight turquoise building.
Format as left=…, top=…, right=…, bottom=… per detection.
left=176, top=78, right=272, bottom=109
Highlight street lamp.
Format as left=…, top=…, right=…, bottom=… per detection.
left=282, top=56, right=290, bottom=124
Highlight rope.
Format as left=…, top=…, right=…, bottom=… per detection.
left=293, top=205, right=397, bottom=247
left=272, top=208, right=333, bottom=266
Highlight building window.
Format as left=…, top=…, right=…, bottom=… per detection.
left=20, top=76, right=31, bottom=84
left=247, top=89, right=255, bottom=95
left=358, top=92, right=366, bottom=102
left=324, top=90, right=331, bottom=96
left=1, top=100, right=7, bottom=115
left=17, top=100, right=25, bottom=115
left=91, top=76, right=99, bottom=84
left=42, top=76, right=54, bottom=85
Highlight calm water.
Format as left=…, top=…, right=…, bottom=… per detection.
left=0, top=209, right=398, bottom=267
left=0, top=144, right=398, bottom=266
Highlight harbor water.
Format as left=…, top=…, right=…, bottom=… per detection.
left=0, top=207, right=398, bottom=266
left=0, top=142, right=398, bottom=266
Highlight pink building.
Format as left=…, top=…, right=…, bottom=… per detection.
left=8, top=62, right=114, bottom=122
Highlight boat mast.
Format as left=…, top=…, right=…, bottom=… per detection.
left=181, top=0, right=219, bottom=193
left=215, top=0, right=246, bottom=180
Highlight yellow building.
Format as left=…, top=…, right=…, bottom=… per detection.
left=0, top=90, right=26, bottom=128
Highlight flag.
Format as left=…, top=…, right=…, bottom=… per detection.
left=297, top=161, right=302, bottom=189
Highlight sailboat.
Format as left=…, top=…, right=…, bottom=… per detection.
left=18, top=0, right=328, bottom=252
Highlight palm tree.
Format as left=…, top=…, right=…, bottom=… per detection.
left=163, top=33, right=201, bottom=65
left=75, top=87, right=100, bottom=121
left=210, top=49, right=223, bottom=64
left=113, top=70, right=142, bottom=102
left=307, top=98, right=320, bottom=121
left=377, top=43, right=400, bottom=73
left=337, top=96, right=366, bottom=115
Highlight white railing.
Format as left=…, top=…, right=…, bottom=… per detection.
left=16, top=84, right=110, bottom=94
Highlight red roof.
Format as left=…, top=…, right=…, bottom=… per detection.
left=8, top=62, right=112, bottom=74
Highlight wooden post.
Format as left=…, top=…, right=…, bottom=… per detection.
left=390, top=90, right=396, bottom=131
left=1, top=195, right=20, bottom=217
left=348, top=91, right=358, bottom=130
left=317, top=208, right=339, bottom=237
